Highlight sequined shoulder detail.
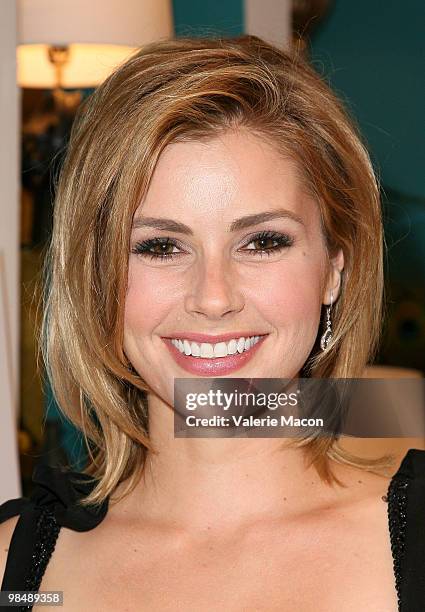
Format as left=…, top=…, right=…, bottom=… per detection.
left=387, top=474, right=410, bottom=610
left=24, top=508, right=61, bottom=592
left=16, top=508, right=61, bottom=612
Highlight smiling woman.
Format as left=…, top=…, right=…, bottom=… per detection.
left=1, top=35, right=424, bottom=611
left=125, top=134, right=332, bottom=382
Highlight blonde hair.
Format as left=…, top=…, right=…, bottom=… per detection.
left=41, top=35, right=392, bottom=507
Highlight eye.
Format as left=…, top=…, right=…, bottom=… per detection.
left=239, top=230, right=294, bottom=257
left=130, top=237, right=185, bottom=261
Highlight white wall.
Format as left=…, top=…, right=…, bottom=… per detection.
left=245, top=0, right=291, bottom=48
left=0, top=0, right=21, bottom=502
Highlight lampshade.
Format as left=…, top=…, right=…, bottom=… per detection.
left=17, top=0, right=173, bottom=88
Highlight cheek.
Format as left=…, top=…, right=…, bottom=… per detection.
left=124, top=263, right=178, bottom=335
left=247, top=257, right=325, bottom=327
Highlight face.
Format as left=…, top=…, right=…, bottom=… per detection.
left=124, top=130, right=343, bottom=405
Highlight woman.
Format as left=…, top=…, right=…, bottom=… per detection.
left=0, top=35, right=423, bottom=611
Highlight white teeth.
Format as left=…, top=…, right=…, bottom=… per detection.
left=183, top=340, right=191, bottom=355
left=227, top=339, right=237, bottom=355
left=170, top=335, right=264, bottom=358
left=200, top=343, right=214, bottom=358
left=213, top=342, right=228, bottom=357
left=190, top=341, right=201, bottom=357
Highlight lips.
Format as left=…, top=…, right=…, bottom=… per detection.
left=162, top=334, right=268, bottom=376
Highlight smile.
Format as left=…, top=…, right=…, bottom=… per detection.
left=161, top=333, right=269, bottom=376
left=171, top=335, right=261, bottom=358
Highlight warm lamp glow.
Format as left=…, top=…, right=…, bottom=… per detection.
left=17, top=44, right=137, bottom=88
left=17, top=0, right=173, bottom=88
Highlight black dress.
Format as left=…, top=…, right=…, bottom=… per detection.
left=1, top=448, right=425, bottom=612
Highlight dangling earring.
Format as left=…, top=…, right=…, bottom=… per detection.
left=320, top=290, right=333, bottom=351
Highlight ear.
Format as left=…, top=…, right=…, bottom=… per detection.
left=323, top=248, right=344, bottom=305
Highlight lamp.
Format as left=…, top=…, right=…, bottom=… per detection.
left=17, top=0, right=174, bottom=88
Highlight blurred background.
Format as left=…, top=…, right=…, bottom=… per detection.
left=1, top=0, right=424, bottom=502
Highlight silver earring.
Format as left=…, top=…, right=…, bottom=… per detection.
left=320, top=290, right=333, bottom=351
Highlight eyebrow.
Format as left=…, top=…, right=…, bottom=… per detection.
left=131, top=208, right=305, bottom=234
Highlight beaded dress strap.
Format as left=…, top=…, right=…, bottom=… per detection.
left=386, top=448, right=425, bottom=612
left=23, top=508, right=61, bottom=595
left=387, top=473, right=410, bottom=610
left=0, top=506, right=61, bottom=612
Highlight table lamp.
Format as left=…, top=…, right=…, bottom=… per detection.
left=17, top=0, right=174, bottom=89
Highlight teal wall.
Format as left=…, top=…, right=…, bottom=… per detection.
left=310, top=0, right=425, bottom=199
left=172, top=0, right=243, bottom=37
left=310, top=1, right=425, bottom=369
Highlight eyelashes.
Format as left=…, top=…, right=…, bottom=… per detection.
left=130, top=230, right=294, bottom=262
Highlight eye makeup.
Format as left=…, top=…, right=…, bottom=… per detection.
left=130, top=230, right=295, bottom=262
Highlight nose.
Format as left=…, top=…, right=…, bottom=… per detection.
left=184, top=254, right=245, bottom=320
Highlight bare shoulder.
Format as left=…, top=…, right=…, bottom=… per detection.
left=331, top=458, right=392, bottom=494
left=0, top=516, right=19, bottom=584
left=311, top=460, right=393, bottom=526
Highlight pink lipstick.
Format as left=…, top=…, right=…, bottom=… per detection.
left=161, top=334, right=268, bottom=376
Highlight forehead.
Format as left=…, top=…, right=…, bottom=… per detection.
left=135, top=130, right=319, bottom=227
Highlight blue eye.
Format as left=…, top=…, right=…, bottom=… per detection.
left=131, top=230, right=294, bottom=262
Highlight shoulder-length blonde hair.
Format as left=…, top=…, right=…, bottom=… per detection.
left=41, top=35, right=391, bottom=507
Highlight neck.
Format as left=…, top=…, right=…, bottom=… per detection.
left=124, top=394, right=347, bottom=533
